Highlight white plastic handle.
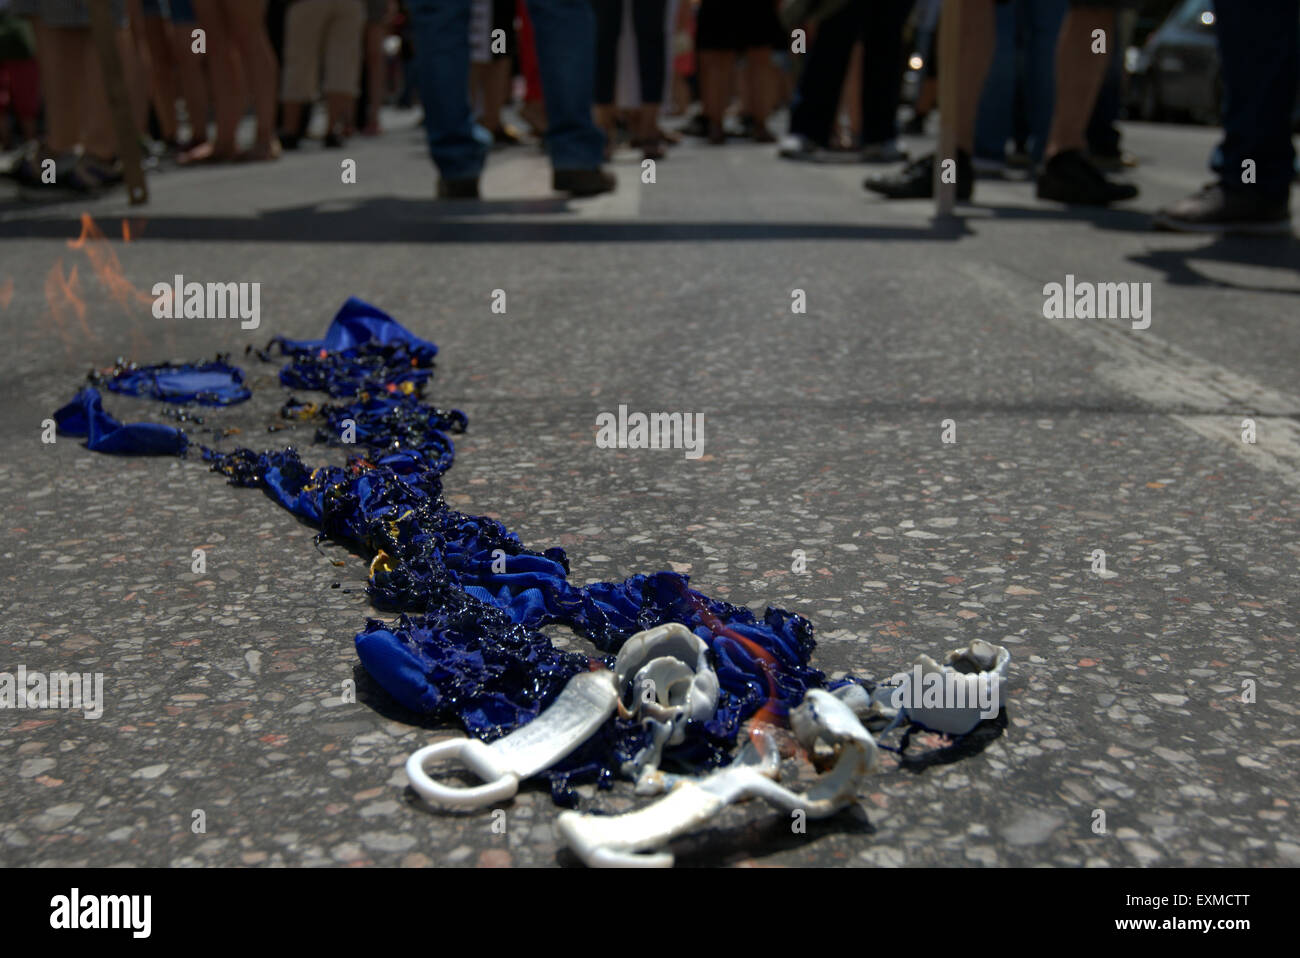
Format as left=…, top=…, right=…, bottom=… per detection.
left=406, top=738, right=520, bottom=809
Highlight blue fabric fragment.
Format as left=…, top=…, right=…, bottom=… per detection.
left=54, top=388, right=188, bottom=455
left=102, top=360, right=251, bottom=406
left=274, top=296, right=439, bottom=357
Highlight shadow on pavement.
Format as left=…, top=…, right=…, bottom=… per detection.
left=554, top=800, right=877, bottom=867
left=0, top=196, right=974, bottom=244
left=1128, top=234, right=1300, bottom=295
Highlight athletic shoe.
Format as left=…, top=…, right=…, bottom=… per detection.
left=1036, top=149, right=1137, bottom=205
left=1153, top=183, right=1291, bottom=235
left=553, top=167, right=616, bottom=197
left=864, top=150, right=972, bottom=200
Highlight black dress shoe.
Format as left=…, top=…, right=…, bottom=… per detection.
left=864, top=150, right=972, bottom=200
left=437, top=177, right=480, bottom=199
left=553, top=167, right=616, bottom=197
left=1037, top=149, right=1137, bottom=205
left=1153, top=183, right=1291, bottom=234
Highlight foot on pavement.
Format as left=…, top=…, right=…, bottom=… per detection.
left=864, top=150, right=972, bottom=200
left=1037, top=149, right=1138, bottom=205
left=1153, top=182, right=1292, bottom=235
left=553, top=167, right=616, bottom=197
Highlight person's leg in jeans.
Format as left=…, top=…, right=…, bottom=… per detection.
left=1217, top=0, right=1298, bottom=202
left=408, top=0, right=491, bottom=184
left=524, top=0, right=606, bottom=172
left=1019, top=0, right=1065, bottom=165
left=973, top=0, right=1015, bottom=167
left=1156, top=0, right=1297, bottom=231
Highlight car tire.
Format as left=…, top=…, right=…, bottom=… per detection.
left=1141, top=77, right=1164, bottom=122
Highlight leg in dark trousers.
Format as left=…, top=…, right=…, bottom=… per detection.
left=788, top=0, right=863, bottom=146
left=592, top=0, right=622, bottom=105
left=632, top=0, right=668, bottom=104
left=1155, top=0, right=1297, bottom=230
left=1216, top=0, right=1298, bottom=201
left=859, top=0, right=915, bottom=146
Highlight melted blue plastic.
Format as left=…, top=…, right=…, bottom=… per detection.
left=55, top=297, right=862, bottom=804
left=97, top=358, right=252, bottom=406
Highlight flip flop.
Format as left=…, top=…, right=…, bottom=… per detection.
left=177, top=141, right=238, bottom=166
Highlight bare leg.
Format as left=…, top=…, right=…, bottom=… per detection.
left=188, top=0, right=240, bottom=158
left=172, top=20, right=210, bottom=146
left=743, top=47, right=774, bottom=140
left=223, top=0, right=280, bottom=157
left=840, top=41, right=863, bottom=147
left=281, top=101, right=304, bottom=137
left=1045, top=7, right=1115, bottom=159
left=84, top=31, right=137, bottom=159
left=142, top=13, right=179, bottom=142
left=481, top=57, right=510, bottom=133
left=34, top=23, right=82, bottom=154
left=699, top=49, right=734, bottom=142
left=956, top=0, right=997, bottom=154
left=326, top=92, right=352, bottom=138
left=363, top=21, right=385, bottom=134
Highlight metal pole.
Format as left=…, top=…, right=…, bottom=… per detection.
left=934, top=0, right=962, bottom=217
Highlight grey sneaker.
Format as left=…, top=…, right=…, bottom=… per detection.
left=777, top=133, right=824, bottom=162
left=1153, top=183, right=1291, bottom=235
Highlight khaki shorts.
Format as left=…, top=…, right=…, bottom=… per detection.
left=281, top=0, right=365, bottom=101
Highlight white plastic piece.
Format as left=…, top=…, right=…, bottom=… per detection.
left=612, top=622, right=719, bottom=785
left=557, top=690, right=880, bottom=867
left=876, top=638, right=1011, bottom=736
left=405, top=669, right=619, bottom=809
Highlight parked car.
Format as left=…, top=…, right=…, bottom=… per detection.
left=1127, top=0, right=1300, bottom=127
left=1126, top=0, right=1223, bottom=123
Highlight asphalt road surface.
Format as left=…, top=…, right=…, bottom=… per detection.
left=1, top=113, right=1297, bottom=867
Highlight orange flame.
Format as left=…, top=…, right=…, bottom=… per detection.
left=45, top=259, right=95, bottom=352
left=51, top=213, right=171, bottom=359
left=67, top=213, right=154, bottom=314
left=683, top=590, right=784, bottom=731
left=120, top=218, right=147, bottom=243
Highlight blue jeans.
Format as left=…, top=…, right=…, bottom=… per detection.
left=408, top=0, right=605, bottom=179
left=1214, top=0, right=1298, bottom=200
left=975, top=0, right=1066, bottom=164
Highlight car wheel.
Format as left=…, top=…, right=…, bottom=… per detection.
left=1141, top=78, right=1164, bottom=122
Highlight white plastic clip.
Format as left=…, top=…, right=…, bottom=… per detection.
left=405, top=669, right=619, bottom=810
